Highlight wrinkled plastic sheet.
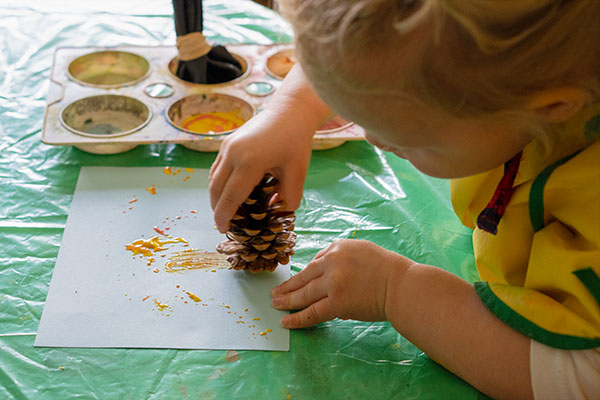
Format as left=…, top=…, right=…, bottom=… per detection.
left=0, top=1, right=482, bottom=398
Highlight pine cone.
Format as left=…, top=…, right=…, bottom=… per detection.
left=217, top=174, right=296, bottom=273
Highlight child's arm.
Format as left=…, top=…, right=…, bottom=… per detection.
left=210, top=63, right=332, bottom=233
left=271, top=239, right=533, bottom=400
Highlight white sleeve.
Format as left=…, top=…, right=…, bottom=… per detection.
left=530, top=340, right=600, bottom=400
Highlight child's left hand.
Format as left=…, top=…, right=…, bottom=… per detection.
left=271, top=239, right=415, bottom=329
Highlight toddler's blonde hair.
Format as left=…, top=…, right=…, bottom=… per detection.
left=278, top=0, right=600, bottom=123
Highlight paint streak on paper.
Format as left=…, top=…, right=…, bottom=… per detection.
left=165, top=249, right=230, bottom=273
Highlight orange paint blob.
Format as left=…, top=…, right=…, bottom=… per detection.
left=163, top=166, right=172, bottom=175
left=185, top=168, right=194, bottom=173
left=183, top=176, right=190, bottom=182
left=153, top=226, right=166, bottom=235
left=129, top=197, right=138, bottom=204
left=145, top=184, right=156, bottom=195
left=142, top=295, right=150, bottom=302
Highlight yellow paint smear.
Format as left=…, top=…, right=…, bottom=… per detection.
left=125, top=236, right=188, bottom=257
left=181, top=111, right=246, bottom=134
left=165, top=249, right=230, bottom=273
left=185, top=291, right=201, bottom=302
left=154, top=299, right=169, bottom=311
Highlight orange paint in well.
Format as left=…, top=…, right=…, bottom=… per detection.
left=181, top=111, right=245, bottom=134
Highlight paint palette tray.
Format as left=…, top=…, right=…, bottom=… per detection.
left=42, top=44, right=365, bottom=154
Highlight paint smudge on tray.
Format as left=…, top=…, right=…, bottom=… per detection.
left=165, top=249, right=230, bottom=273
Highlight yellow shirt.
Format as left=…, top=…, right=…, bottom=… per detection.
left=451, top=104, right=600, bottom=349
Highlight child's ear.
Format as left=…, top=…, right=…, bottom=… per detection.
left=525, top=87, right=589, bottom=123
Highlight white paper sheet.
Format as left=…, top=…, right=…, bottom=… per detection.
left=35, top=167, right=290, bottom=351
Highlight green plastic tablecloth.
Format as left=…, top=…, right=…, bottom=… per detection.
left=0, top=1, right=484, bottom=398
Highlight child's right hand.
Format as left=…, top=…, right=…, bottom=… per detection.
left=209, top=109, right=313, bottom=233
left=209, top=64, right=332, bottom=233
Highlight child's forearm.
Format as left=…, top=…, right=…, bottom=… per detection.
left=385, top=263, right=533, bottom=400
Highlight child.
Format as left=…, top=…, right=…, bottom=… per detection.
left=209, top=1, right=599, bottom=398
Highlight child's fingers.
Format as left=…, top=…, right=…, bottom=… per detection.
left=271, top=257, right=325, bottom=297
left=208, top=152, right=222, bottom=180
left=313, top=246, right=330, bottom=260
left=272, top=276, right=327, bottom=311
left=278, top=166, right=307, bottom=211
left=281, top=297, right=335, bottom=329
left=208, top=159, right=231, bottom=211
left=213, top=169, right=264, bottom=233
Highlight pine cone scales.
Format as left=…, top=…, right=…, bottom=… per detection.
left=217, top=175, right=296, bottom=273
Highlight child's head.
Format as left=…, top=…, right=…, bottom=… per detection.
left=279, top=0, right=600, bottom=177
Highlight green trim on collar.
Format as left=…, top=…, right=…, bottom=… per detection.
left=474, top=281, right=600, bottom=349
left=529, top=151, right=580, bottom=232
left=573, top=267, right=600, bottom=307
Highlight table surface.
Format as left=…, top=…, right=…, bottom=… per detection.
left=0, top=1, right=484, bottom=398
